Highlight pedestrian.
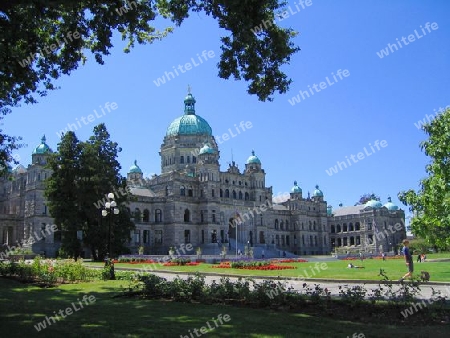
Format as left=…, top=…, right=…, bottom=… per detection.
left=359, top=252, right=364, bottom=262
left=283, top=251, right=286, bottom=258
left=261, top=249, right=265, bottom=259
left=382, top=252, right=386, bottom=261
left=417, top=254, right=421, bottom=263
left=399, top=239, right=414, bottom=282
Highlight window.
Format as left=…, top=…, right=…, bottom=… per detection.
left=192, top=156, right=196, bottom=163
left=337, top=224, right=341, bottom=232
left=143, top=209, right=150, bottom=222
left=188, top=186, right=193, bottom=197
left=355, top=222, right=360, bottom=231
left=211, top=189, right=215, bottom=197
left=225, top=189, right=230, bottom=198
left=238, top=191, right=243, bottom=200
left=245, top=192, right=249, bottom=201
left=285, top=220, right=289, bottom=230
left=368, top=223, right=373, bottom=231
left=143, top=230, right=150, bottom=244
left=184, top=209, right=190, bottom=222
left=165, top=186, right=169, bottom=196
left=331, top=225, right=335, bottom=233
left=180, top=156, right=184, bottom=164
left=155, top=230, right=163, bottom=244
left=212, top=210, right=216, bottom=223
left=232, top=190, right=237, bottom=199
left=134, top=230, right=140, bottom=244
left=155, top=209, right=162, bottom=223
left=220, top=189, right=223, bottom=197
left=134, top=208, right=141, bottom=221
left=180, top=185, right=185, bottom=196
left=343, top=223, right=347, bottom=232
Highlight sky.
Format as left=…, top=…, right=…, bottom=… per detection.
left=4, top=0, right=450, bottom=222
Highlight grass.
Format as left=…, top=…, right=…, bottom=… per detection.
left=1, top=277, right=450, bottom=337
left=85, top=255, right=450, bottom=282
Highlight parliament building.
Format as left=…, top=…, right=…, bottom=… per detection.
left=0, top=92, right=405, bottom=258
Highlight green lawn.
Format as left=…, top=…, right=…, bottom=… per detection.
left=86, top=256, right=450, bottom=282
left=1, top=277, right=449, bottom=338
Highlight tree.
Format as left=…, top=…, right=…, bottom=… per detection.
left=0, top=0, right=298, bottom=107
left=78, top=123, right=134, bottom=260
left=0, top=0, right=299, bottom=174
left=45, top=131, right=83, bottom=258
left=398, top=108, right=450, bottom=250
left=45, top=124, right=134, bottom=260
left=355, top=193, right=380, bottom=206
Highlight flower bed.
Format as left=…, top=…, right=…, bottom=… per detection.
left=211, top=261, right=296, bottom=270
left=162, top=262, right=200, bottom=266
left=272, top=258, right=308, bottom=263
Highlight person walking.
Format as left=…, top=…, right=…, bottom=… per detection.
left=399, top=239, right=414, bottom=282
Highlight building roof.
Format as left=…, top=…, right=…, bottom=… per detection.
left=333, top=205, right=364, bottom=217
left=129, top=187, right=157, bottom=197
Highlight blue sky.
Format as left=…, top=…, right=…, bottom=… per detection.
left=5, top=0, right=450, bottom=219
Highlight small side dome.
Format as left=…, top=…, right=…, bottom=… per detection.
left=327, top=205, right=333, bottom=216
left=383, top=196, right=399, bottom=211
left=291, top=180, right=302, bottom=193
left=129, top=160, right=143, bottom=173
left=365, top=199, right=383, bottom=209
left=246, top=150, right=261, bottom=164
left=32, top=135, right=52, bottom=154
left=312, top=185, right=323, bottom=197
left=199, top=143, right=215, bottom=155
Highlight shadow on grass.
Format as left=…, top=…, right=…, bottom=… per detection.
left=0, top=278, right=449, bottom=338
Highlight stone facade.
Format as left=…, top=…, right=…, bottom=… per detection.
left=0, top=93, right=405, bottom=258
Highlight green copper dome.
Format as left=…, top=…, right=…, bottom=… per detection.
left=246, top=150, right=261, bottom=164
left=166, top=93, right=212, bottom=137
left=383, top=197, right=399, bottom=211
left=312, top=185, right=323, bottom=197
left=365, top=199, right=383, bottom=209
left=291, top=181, right=302, bottom=193
left=199, top=143, right=215, bottom=155
left=129, top=160, right=143, bottom=173
left=32, top=135, right=52, bottom=154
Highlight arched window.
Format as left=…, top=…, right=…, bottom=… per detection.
left=331, top=224, right=335, bottom=233
left=134, top=208, right=141, bottom=221
left=188, top=186, right=193, bottom=197
left=280, top=220, right=284, bottom=230
left=350, top=236, right=355, bottom=246
left=155, top=209, right=162, bottom=223
left=309, top=221, right=312, bottom=230
left=225, top=189, right=230, bottom=198
left=232, top=190, right=237, bottom=199
left=143, top=209, right=150, bottom=222
left=220, top=189, right=223, bottom=197
left=238, top=191, right=243, bottom=200
left=275, top=219, right=279, bottom=229
left=180, top=185, right=185, bottom=196
left=313, top=221, right=316, bottom=230
left=245, top=192, right=249, bottom=201
left=285, top=220, right=289, bottom=230
left=355, top=222, right=360, bottom=231
left=337, top=224, right=341, bottom=233
left=343, top=223, right=347, bottom=232
left=184, top=209, right=190, bottom=222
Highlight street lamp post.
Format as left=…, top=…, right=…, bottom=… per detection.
left=102, top=192, right=119, bottom=280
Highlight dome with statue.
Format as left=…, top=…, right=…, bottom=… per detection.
left=32, top=135, right=52, bottom=154
left=166, top=92, right=212, bottom=137
left=246, top=150, right=261, bottom=164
